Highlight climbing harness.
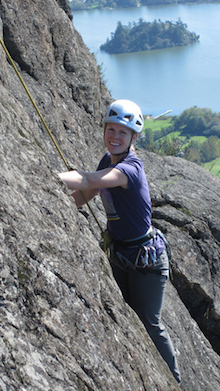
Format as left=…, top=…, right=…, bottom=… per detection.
left=107, top=226, right=173, bottom=277
left=0, top=36, right=104, bottom=236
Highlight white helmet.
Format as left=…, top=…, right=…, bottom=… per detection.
left=104, top=99, right=144, bottom=133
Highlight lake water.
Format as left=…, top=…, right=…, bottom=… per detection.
left=73, top=3, right=220, bottom=116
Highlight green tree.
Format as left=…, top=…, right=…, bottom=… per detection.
left=145, top=128, right=154, bottom=150
left=200, top=136, right=220, bottom=162
left=116, top=0, right=137, bottom=7
left=160, top=137, right=180, bottom=156
left=173, top=107, right=220, bottom=138
left=184, top=140, right=201, bottom=164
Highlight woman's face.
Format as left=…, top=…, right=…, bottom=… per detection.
left=104, top=123, right=136, bottom=156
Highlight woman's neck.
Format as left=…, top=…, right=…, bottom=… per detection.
left=110, top=150, right=129, bottom=165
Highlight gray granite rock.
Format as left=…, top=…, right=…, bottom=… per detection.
left=0, top=1, right=219, bottom=390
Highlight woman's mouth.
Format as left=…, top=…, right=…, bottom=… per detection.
left=109, top=141, right=120, bottom=146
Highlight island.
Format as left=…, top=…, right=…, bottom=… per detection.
left=100, top=18, right=200, bottom=54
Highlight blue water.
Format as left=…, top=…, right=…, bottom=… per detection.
left=73, top=3, right=220, bottom=116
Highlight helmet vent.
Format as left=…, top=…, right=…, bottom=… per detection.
left=109, top=109, right=117, bottom=117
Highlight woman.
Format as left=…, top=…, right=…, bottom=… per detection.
left=58, top=99, right=181, bottom=384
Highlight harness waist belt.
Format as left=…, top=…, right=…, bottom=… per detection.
left=114, top=227, right=157, bottom=248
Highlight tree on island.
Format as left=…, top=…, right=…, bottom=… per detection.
left=100, top=18, right=200, bottom=54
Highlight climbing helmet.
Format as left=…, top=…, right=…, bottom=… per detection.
left=104, top=99, right=144, bottom=133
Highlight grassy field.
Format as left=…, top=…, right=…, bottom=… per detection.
left=144, top=116, right=173, bottom=132
left=202, top=158, right=220, bottom=179
left=143, top=116, right=220, bottom=179
left=181, top=135, right=207, bottom=149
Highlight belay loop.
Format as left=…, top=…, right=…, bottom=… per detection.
left=0, top=36, right=104, bottom=236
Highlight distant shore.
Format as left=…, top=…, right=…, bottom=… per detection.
left=70, top=0, right=220, bottom=12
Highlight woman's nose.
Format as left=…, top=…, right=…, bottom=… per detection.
left=112, top=132, right=119, bottom=139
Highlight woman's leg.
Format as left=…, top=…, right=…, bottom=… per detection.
left=111, top=263, right=132, bottom=307
left=128, top=253, right=181, bottom=383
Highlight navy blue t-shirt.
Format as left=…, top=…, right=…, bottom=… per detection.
left=97, top=150, right=166, bottom=257
left=97, top=151, right=152, bottom=241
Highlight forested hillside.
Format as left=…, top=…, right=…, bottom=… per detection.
left=69, top=0, right=219, bottom=11
left=139, top=107, right=220, bottom=178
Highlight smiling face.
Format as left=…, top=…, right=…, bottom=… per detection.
left=104, top=123, right=137, bottom=163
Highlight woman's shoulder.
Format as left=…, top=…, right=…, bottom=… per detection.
left=122, top=151, right=143, bottom=168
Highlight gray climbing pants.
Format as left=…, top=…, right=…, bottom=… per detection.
left=111, top=250, right=181, bottom=384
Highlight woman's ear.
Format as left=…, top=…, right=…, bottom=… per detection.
left=130, top=133, right=138, bottom=155
left=132, top=133, right=138, bottom=143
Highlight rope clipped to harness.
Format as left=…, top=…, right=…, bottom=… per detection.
left=0, top=37, right=104, bottom=236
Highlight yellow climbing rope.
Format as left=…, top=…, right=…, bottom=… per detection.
left=0, top=36, right=104, bottom=236
left=0, top=37, right=70, bottom=170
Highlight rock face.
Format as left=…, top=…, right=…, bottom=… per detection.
left=0, top=1, right=220, bottom=390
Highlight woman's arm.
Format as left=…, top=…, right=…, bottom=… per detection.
left=58, top=167, right=128, bottom=191
left=71, top=188, right=99, bottom=208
